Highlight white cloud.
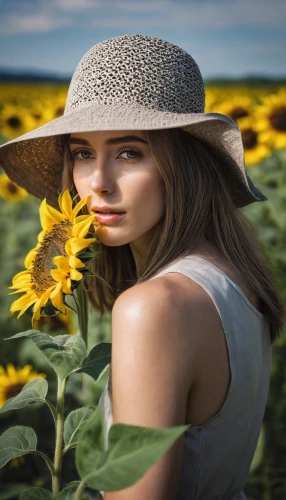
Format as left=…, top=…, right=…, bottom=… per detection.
left=0, top=12, right=72, bottom=35
left=0, top=0, right=100, bottom=36
left=0, top=0, right=285, bottom=36
left=91, top=0, right=286, bottom=30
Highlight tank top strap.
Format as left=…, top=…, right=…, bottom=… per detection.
left=150, top=254, right=265, bottom=323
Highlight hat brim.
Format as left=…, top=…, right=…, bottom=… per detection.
left=0, top=102, right=266, bottom=208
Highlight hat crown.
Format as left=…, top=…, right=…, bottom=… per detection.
left=65, top=34, right=205, bottom=115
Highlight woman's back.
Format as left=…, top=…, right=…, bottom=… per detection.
left=99, top=255, right=272, bottom=499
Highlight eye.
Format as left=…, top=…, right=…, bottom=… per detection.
left=70, top=149, right=94, bottom=161
left=118, top=148, right=142, bottom=161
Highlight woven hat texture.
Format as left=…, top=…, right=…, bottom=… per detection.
left=0, top=34, right=266, bottom=208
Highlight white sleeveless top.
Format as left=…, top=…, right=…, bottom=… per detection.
left=98, top=255, right=272, bottom=499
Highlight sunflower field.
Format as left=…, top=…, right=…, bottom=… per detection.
left=0, top=82, right=286, bottom=499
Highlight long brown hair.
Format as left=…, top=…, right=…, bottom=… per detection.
left=62, top=128, right=286, bottom=343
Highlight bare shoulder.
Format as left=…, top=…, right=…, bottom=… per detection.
left=112, top=272, right=220, bottom=384
left=113, top=272, right=219, bottom=335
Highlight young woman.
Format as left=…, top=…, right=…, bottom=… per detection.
left=0, top=35, right=285, bottom=500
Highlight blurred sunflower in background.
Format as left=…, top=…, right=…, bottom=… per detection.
left=213, top=94, right=254, bottom=123
left=0, top=104, right=36, bottom=140
left=34, top=308, right=76, bottom=336
left=255, top=88, right=286, bottom=149
left=0, top=172, right=28, bottom=201
left=9, top=190, right=98, bottom=326
left=238, top=117, right=272, bottom=166
left=0, top=363, right=46, bottom=407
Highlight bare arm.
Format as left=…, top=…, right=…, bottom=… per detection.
left=103, top=276, right=197, bottom=500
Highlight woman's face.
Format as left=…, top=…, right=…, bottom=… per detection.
left=70, top=130, right=165, bottom=252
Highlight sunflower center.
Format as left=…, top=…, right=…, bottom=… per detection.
left=269, top=106, right=286, bottom=132
left=241, top=128, right=258, bottom=149
left=230, top=107, right=249, bottom=121
left=7, top=116, right=22, bottom=129
left=31, top=220, right=72, bottom=294
left=7, top=182, right=18, bottom=194
left=54, top=106, right=65, bottom=118
left=5, top=383, right=25, bottom=399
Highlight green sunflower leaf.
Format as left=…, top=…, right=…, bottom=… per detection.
left=76, top=405, right=190, bottom=491
left=7, top=331, right=87, bottom=380
left=75, top=342, right=111, bottom=381
left=63, top=407, right=95, bottom=452
left=19, top=487, right=53, bottom=500
left=78, top=248, right=95, bottom=261
left=0, top=426, right=37, bottom=469
left=53, top=481, right=81, bottom=499
left=0, top=378, right=48, bottom=414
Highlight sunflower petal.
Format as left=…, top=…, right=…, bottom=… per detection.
left=10, top=292, right=37, bottom=317
left=24, top=247, right=37, bottom=268
left=62, top=281, right=73, bottom=294
left=32, top=298, right=44, bottom=324
left=58, top=190, right=73, bottom=218
left=74, top=214, right=92, bottom=224
left=69, top=237, right=96, bottom=256
left=69, top=255, right=85, bottom=269
left=37, top=230, right=45, bottom=243
left=9, top=287, right=33, bottom=295
left=51, top=269, right=68, bottom=282
left=40, top=198, right=65, bottom=230
left=53, top=255, right=70, bottom=271
left=71, top=195, right=91, bottom=221
left=73, top=214, right=96, bottom=239
left=70, top=269, right=83, bottom=281
left=10, top=271, right=32, bottom=288
left=50, top=282, right=65, bottom=313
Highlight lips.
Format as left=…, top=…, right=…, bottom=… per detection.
left=94, top=212, right=126, bottom=225
left=95, top=211, right=125, bottom=214
left=91, top=206, right=126, bottom=214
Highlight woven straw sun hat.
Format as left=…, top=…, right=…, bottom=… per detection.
left=0, top=34, right=266, bottom=208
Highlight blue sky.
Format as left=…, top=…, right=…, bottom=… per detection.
left=1, top=0, right=286, bottom=80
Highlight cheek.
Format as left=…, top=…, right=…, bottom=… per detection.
left=131, top=171, right=165, bottom=219
left=73, top=169, right=89, bottom=197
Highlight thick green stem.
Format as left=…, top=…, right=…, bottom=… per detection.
left=52, top=376, right=67, bottom=494
left=75, top=285, right=88, bottom=348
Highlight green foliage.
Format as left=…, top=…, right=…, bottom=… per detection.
left=20, top=488, right=53, bottom=500
left=0, top=426, right=37, bottom=468
left=0, top=378, right=48, bottom=414
left=63, top=407, right=94, bottom=452
left=242, top=150, right=286, bottom=498
left=75, top=343, right=111, bottom=381
left=19, top=484, right=82, bottom=500
left=76, top=405, right=190, bottom=491
left=8, top=331, right=87, bottom=380
left=53, top=483, right=81, bottom=499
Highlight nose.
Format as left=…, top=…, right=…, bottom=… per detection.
left=89, top=158, right=115, bottom=196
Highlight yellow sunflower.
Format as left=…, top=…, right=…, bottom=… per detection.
left=214, top=94, right=254, bottom=123
left=29, top=100, right=56, bottom=128
left=0, top=104, right=36, bottom=140
left=239, top=117, right=272, bottom=166
left=0, top=173, right=28, bottom=202
left=9, top=190, right=98, bottom=326
left=254, top=88, right=286, bottom=149
left=0, top=363, right=46, bottom=407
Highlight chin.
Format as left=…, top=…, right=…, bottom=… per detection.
left=95, top=226, right=133, bottom=247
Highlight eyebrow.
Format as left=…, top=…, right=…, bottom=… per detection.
left=68, top=135, right=148, bottom=146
